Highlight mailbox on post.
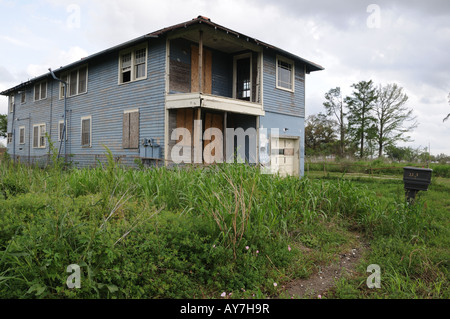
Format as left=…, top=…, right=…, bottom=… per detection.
left=403, top=167, right=432, bottom=202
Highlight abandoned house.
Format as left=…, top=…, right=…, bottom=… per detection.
left=1, top=16, right=323, bottom=177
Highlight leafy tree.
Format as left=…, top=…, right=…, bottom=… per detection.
left=345, top=80, right=378, bottom=158
left=323, top=87, right=346, bottom=156
left=385, top=145, right=418, bottom=162
left=0, top=114, right=7, bottom=139
left=374, top=83, right=418, bottom=157
left=305, top=113, right=337, bottom=156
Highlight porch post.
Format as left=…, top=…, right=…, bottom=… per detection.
left=198, top=30, right=203, bottom=93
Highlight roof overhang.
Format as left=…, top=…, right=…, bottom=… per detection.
left=149, top=16, right=324, bottom=73
left=1, top=16, right=323, bottom=96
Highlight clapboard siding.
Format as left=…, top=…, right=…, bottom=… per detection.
left=7, top=38, right=166, bottom=167
left=262, top=50, right=305, bottom=118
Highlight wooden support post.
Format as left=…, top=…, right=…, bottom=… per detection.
left=194, top=108, right=202, bottom=164
left=198, top=30, right=203, bottom=93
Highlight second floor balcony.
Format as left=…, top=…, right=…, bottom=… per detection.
left=166, top=23, right=264, bottom=115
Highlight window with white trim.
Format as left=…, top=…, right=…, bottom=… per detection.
left=34, top=82, right=47, bottom=101
left=60, top=66, right=88, bottom=99
left=7, top=133, right=12, bottom=144
left=19, top=126, right=25, bottom=145
left=33, top=124, right=46, bottom=148
left=58, top=120, right=68, bottom=141
left=118, top=45, right=148, bottom=84
left=21, top=91, right=26, bottom=104
left=276, top=56, right=295, bottom=92
left=9, top=96, right=14, bottom=113
left=81, top=116, right=92, bottom=147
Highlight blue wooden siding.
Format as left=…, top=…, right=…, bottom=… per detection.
left=262, top=51, right=306, bottom=118
left=7, top=35, right=307, bottom=175
left=7, top=38, right=167, bottom=167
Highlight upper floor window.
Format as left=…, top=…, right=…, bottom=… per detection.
left=21, top=91, right=26, bottom=104
left=60, top=65, right=88, bottom=98
left=9, top=96, right=14, bottom=113
left=118, top=44, right=148, bottom=84
left=34, top=81, right=47, bottom=101
left=276, top=56, right=295, bottom=92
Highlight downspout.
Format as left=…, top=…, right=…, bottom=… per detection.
left=48, top=68, right=67, bottom=165
left=11, top=95, right=15, bottom=162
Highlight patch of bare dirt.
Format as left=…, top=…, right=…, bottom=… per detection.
left=283, top=236, right=368, bottom=299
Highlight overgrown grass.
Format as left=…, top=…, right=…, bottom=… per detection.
left=0, top=151, right=448, bottom=299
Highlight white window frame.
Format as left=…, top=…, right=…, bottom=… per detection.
left=21, top=91, right=26, bottom=104
left=59, top=65, right=88, bottom=99
left=34, top=81, right=47, bottom=101
left=9, top=95, right=14, bottom=113
left=276, top=55, right=295, bottom=93
left=81, top=116, right=92, bottom=148
left=19, top=126, right=25, bottom=145
left=7, top=133, right=13, bottom=144
left=32, top=123, right=46, bottom=149
left=118, top=44, right=148, bottom=84
left=58, top=120, right=68, bottom=141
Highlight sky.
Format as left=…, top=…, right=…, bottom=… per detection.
left=0, top=0, right=449, bottom=155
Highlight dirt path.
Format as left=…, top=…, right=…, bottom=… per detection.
left=283, top=236, right=368, bottom=299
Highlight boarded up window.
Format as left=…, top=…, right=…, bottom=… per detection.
left=191, top=45, right=212, bottom=94
left=81, top=117, right=91, bottom=147
left=203, top=112, right=224, bottom=164
left=123, top=111, right=139, bottom=149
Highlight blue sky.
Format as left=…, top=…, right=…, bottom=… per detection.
left=1, top=0, right=449, bottom=155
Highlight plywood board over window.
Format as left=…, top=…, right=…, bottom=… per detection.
left=203, top=112, right=224, bottom=164
left=123, top=110, right=139, bottom=149
left=191, top=45, right=212, bottom=94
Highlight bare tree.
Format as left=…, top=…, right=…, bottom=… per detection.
left=444, top=93, right=450, bottom=122
left=375, top=83, right=418, bottom=157
left=323, top=87, right=346, bottom=156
